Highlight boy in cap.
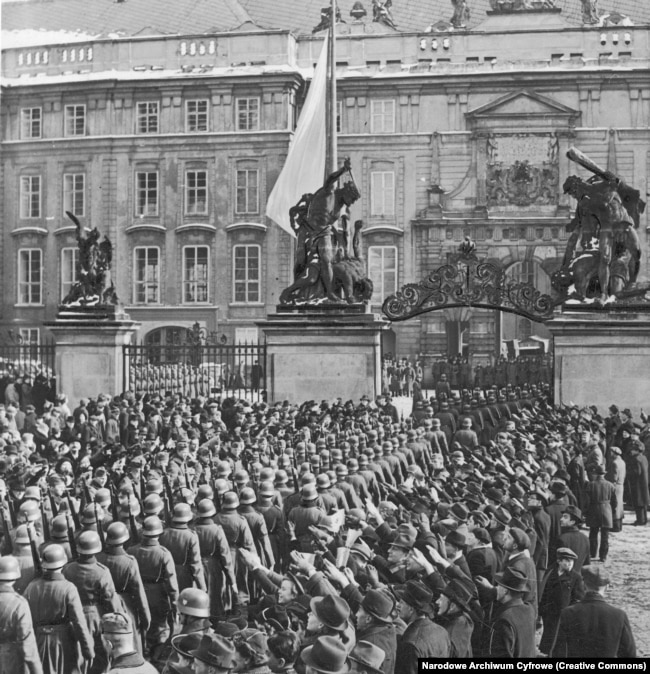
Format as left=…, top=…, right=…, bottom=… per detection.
left=538, top=548, right=584, bottom=655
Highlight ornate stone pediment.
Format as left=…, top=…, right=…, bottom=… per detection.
left=467, top=90, right=580, bottom=133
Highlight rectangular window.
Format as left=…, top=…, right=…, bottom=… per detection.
left=236, top=97, right=260, bottom=131
left=183, top=246, right=209, bottom=303
left=370, top=99, right=395, bottom=133
left=185, top=170, right=208, bottom=215
left=61, top=247, right=78, bottom=302
left=233, top=244, right=260, bottom=303
left=368, top=246, right=397, bottom=304
left=18, top=328, right=39, bottom=345
left=134, top=247, right=160, bottom=304
left=235, top=168, right=259, bottom=214
left=18, top=249, right=42, bottom=305
left=20, top=175, right=41, bottom=219
left=186, top=100, right=209, bottom=132
left=135, top=171, right=159, bottom=216
left=64, top=104, right=86, bottom=136
left=63, top=173, right=85, bottom=216
left=370, top=171, right=395, bottom=217
left=336, top=100, right=342, bottom=134
left=136, top=101, right=159, bottom=134
left=21, top=107, right=42, bottom=139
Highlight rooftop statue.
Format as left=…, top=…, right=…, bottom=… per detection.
left=62, top=211, right=119, bottom=307
left=552, top=147, right=646, bottom=306
left=372, top=0, right=397, bottom=29
left=581, top=0, right=599, bottom=24
left=312, top=5, right=344, bottom=33
left=450, top=0, right=470, bottom=28
left=279, top=158, right=373, bottom=306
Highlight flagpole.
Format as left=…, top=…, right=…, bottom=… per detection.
left=327, top=0, right=338, bottom=177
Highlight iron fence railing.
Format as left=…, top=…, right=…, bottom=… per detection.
left=123, top=342, right=267, bottom=402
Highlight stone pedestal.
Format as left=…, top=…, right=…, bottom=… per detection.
left=46, top=306, right=140, bottom=401
left=547, top=306, right=650, bottom=417
left=259, top=306, right=387, bottom=404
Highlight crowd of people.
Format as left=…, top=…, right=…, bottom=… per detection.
left=0, top=382, right=646, bottom=674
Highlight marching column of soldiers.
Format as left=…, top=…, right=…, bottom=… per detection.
left=0, top=383, right=645, bottom=673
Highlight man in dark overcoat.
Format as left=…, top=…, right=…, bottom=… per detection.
left=627, top=444, right=649, bottom=525
left=552, top=566, right=636, bottom=658
left=584, top=465, right=616, bottom=562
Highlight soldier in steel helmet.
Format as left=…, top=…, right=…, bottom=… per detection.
left=63, top=530, right=123, bottom=674
left=98, top=521, right=152, bottom=656
left=0, top=555, right=42, bottom=674
left=128, top=515, right=179, bottom=660
left=24, top=543, right=94, bottom=674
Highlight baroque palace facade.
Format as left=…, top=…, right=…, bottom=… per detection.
left=1, top=0, right=649, bottom=365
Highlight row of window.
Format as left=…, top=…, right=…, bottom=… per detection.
left=16, top=245, right=398, bottom=306
left=19, top=168, right=260, bottom=219
left=19, top=168, right=395, bottom=220
left=18, top=98, right=398, bottom=139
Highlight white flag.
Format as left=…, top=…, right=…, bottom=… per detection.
left=265, top=33, right=329, bottom=237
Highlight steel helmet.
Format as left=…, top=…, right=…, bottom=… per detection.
left=196, top=484, right=214, bottom=501
left=214, top=479, right=230, bottom=496
left=18, top=500, right=40, bottom=523
left=41, top=544, right=68, bottom=570
left=77, top=531, right=102, bottom=555
left=221, top=492, right=239, bottom=510
left=0, top=555, right=21, bottom=581
left=94, top=488, right=111, bottom=508
left=81, top=504, right=104, bottom=525
left=172, top=503, right=193, bottom=523
left=50, top=516, right=69, bottom=540
left=145, top=478, right=163, bottom=495
left=177, top=588, right=210, bottom=617
left=258, top=481, right=275, bottom=498
left=23, top=486, right=41, bottom=502
left=141, top=516, right=163, bottom=537
left=239, top=488, right=256, bottom=505
left=234, top=470, right=249, bottom=486
left=143, top=493, right=164, bottom=516
left=13, top=524, right=30, bottom=546
left=105, top=522, right=130, bottom=546
left=196, top=498, right=216, bottom=518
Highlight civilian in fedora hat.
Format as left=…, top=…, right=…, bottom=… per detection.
left=396, top=580, right=450, bottom=672
left=557, top=506, right=590, bottom=573
left=627, top=442, right=649, bottom=526
left=538, top=548, right=585, bottom=655
left=485, top=567, right=536, bottom=657
left=348, top=641, right=385, bottom=674
left=584, top=464, right=616, bottom=563
left=605, top=446, right=625, bottom=532
left=300, top=636, right=350, bottom=674
left=232, top=628, right=271, bottom=673
left=444, top=531, right=471, bottom=579
left=355, top=590, right=396, bottom=674
left=190, top=633, right=236, bottom=674
left=305, top=596, right=355, bottom=654
left=435, top=578, right=478, bottom=657
left=553, top=566, right=635, bottom=658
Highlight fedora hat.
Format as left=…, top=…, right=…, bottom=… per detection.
left=349, top=641, right=385, bottom=674
left=441, top=578, right=475, bottom=610
left=563, top=505, right=584, bottom=524
left=582, top=565, right=610, bottom=588
left=495, top=567, right=528, bottom=594
left=361, top=589, right=394, bottom=624
left=395, top=580, right=433, bottom=613
left=445, top=530, right=466, bottom=550
left=301, top=636, right=350, bottom=674
left=190, top=634, right=236, bottom=669
left=310, top=595, right=350, bottom=631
